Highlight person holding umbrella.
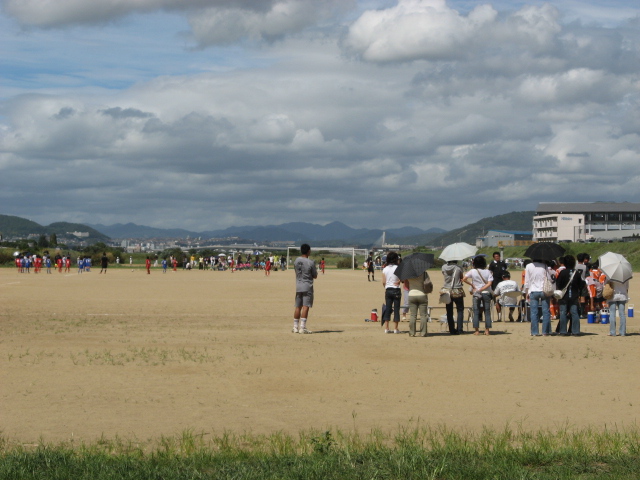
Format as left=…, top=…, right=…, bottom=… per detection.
left=599, top=252, right=633, bottom=336
left=439, top=242, right=477, bottom=334
left=395, top=252, right=435, bottom=337
left=523, top=243, right=565, bottom=336
left=524, top=258, right=553, bottom=336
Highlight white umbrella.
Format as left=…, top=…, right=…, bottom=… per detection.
left=598, top=251, right=633, bottom=283
left=218, top=253, right=227, bottom=257
left=438, top=242, right=478, bottom=262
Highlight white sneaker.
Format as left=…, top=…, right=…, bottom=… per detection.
left=299, top=327, right=312, bottom=334
left=394, top=329, right=401, bottom=334
left=292, top=326, right=299, bottom=333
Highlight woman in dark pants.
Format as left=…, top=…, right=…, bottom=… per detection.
left=381, top=251, right=401, bottom=334
left=442, top=260, right=465, bottom=334
left=556, top=255, right=585, bottom=336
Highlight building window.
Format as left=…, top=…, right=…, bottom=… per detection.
left=592, top=213, right=605, bottom=222
left=608, top=213, right=620, bottom=222
left=621, top=213, right=635, bottom=222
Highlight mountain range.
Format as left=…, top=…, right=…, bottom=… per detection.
left=89, top=211, right=534, bottom=245
left=88, top=221, right=447, bottom=245
left=0, top=214, right=109, bottom=241
left=1, top=211, right=535, bottom=247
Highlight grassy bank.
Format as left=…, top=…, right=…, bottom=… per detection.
left=475, top=241, right=640, bottom=270
left=2, top=426, right=639, bottom=479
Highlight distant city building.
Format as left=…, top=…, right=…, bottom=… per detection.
left=68, top=231, right=90, bottom=238
left=534, top=202, right=640, bottom=242
left=533, top=214, right=585, bottom=243
left=476, top=230, right=533, bottom=248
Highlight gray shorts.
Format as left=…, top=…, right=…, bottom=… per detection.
left=295, top=291, right=314, bottom=308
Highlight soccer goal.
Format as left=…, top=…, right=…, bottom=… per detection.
left=286, top=246, right=369, bottom=270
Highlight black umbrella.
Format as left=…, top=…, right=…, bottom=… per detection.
left=394, top=253, right=435, bottom=281
left=524, top=242, right=565, bottom=261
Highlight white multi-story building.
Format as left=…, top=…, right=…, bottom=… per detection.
left=533, top=214, right=585, bottom=242
left=534, top=202, right=640, bottom=242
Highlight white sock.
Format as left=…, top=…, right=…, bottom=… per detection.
left=300, top=318, right=307, bottom=329
left=294, top=319, right=299, bottom=329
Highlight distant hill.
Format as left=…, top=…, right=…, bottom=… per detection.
left=429, top=211, right=535, bottom=246
left=391, top=229, right=448, bottom=246
left=90, top=223, right=198, bottom=239
left=91, top=220, right=445, bottom=245
left=0, top=215, right=109, bottom=242
left=46, top=222, right=109, bottom=241
left=5, top=213, right=534, bottom=246
left=0, top=214, right=46, bottom=237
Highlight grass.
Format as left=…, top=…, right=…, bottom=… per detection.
left=1, top=425, right=640, bottom=479
left=475, top=241, right=640, bottom=271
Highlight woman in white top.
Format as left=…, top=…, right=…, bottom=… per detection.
left=462, top=256, right=493, bottom=335
left=523, top=259, right=553, bottom=336
left=608, top=279, right=629, bottom=336
left=381, top=251, right=402, bottom=334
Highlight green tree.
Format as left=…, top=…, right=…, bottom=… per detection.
left=37, top=234, right=49, bottom=248
left=159, top=247, right=184, bottom=260
left=49, top=233, right=57, bottom=246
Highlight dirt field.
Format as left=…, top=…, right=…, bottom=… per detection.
left=1, top=265, right=638, bottom=444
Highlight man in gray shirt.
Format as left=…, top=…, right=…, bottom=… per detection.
left=293, top=243, right=318, bottom=334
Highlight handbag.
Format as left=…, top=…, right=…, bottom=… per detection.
left=423, top=272, right=434, bottom=294
left=439, top=288, right=451, bottom=304
left=553, top=270, right=576, bottom=300
left=450, top=287, right=465, bottom=298
left=603, top=282, right=614, bottom=300
left=543, top=270, right=555, bottom=297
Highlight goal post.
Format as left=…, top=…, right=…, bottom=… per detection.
left=286, top=246, right=369, bottom=270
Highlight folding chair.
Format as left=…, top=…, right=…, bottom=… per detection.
left=502, top=290, right=525, bottom=322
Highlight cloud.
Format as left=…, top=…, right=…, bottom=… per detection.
left=2, top=0, right=274, bottom=27
left=189, top=1, right=351, bottom=46
left=342, top=0, right=499, bottom=63
left=1, top=1, right=639, bottom=231
left=2, top=0, right=353, bottom=46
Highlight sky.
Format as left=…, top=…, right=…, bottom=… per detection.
left=1, top=0, right=639, bottom=232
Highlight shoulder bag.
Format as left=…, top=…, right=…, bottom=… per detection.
left=423, top=272, right=434, bottom=294
left=603, top=282, right=614, bottom=300
left=438, top=272, right=451, bottom=304
left=543, top=270, right=555, bottom=297
left=553, top=270, right=576, bottom=300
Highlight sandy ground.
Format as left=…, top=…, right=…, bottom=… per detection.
left=1, top=265, right=639, bottom=444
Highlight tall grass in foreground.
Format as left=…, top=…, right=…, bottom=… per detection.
left=1, top=425, right=639, bottom=479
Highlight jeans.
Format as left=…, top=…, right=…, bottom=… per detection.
left=559, top=300, right=580, bottom=335
left=383, top=288, right=401, bottom=325
left=408, top=294, right=428, bottom=336
left=445, top=296, right=465, bottom=333
left=529, top=291, right=551, bottom=335
left=472, top=293, right=492, bottom=329
left=609, top=301, right=627, bottom=336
